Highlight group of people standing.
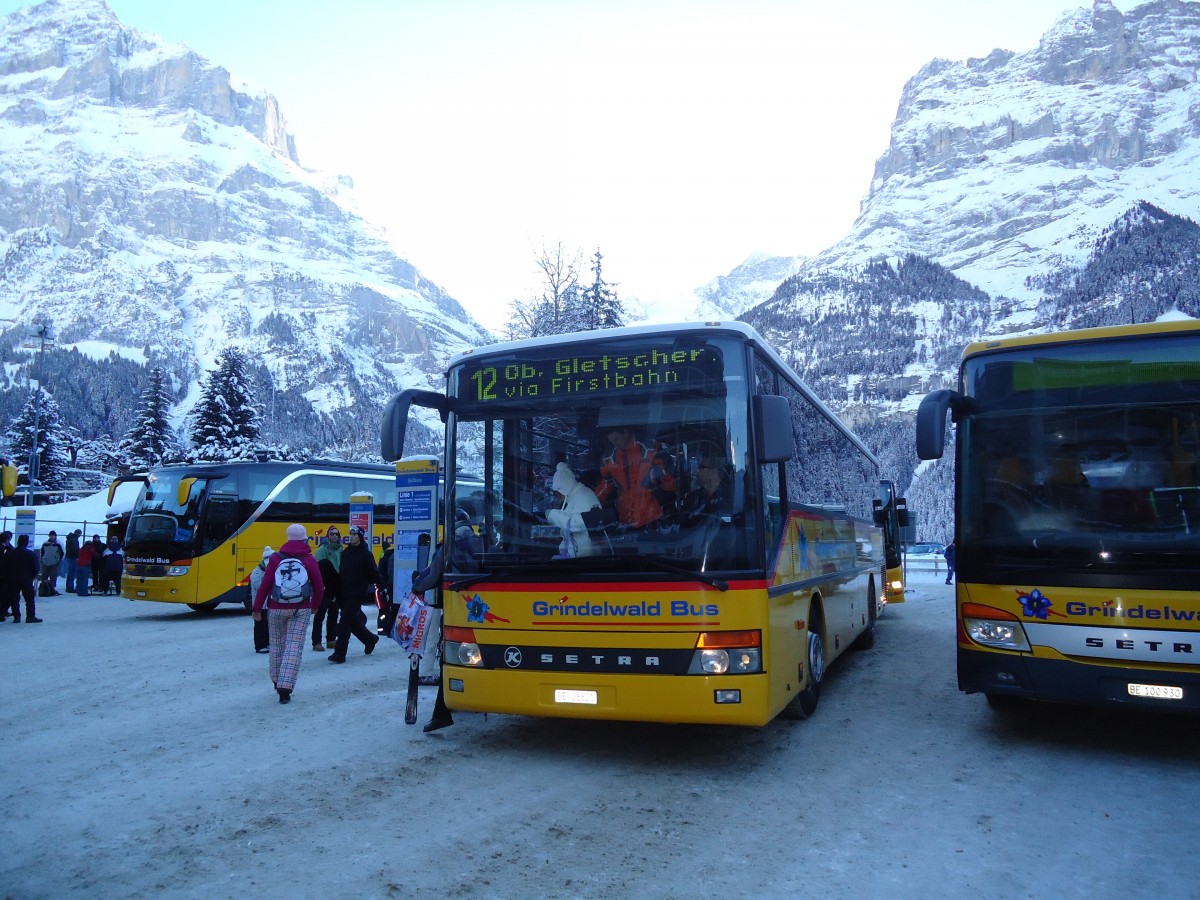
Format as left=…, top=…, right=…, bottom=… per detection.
left=46, top=530, right=125, bottom=597
left=0, top=528, right=126, bottom=623
left=251, top=523, right=385, bottom=704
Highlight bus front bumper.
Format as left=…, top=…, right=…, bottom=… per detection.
left=443, top=667, right=776, bottom=726
left=124, top=578, right=192, bottom=604
left=959, top=647, right=1200, bottom=712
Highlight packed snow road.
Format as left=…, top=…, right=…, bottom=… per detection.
left=2, top=571, right=1198, bottom=899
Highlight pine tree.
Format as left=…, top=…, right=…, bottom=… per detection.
left=118, top=366, right=180, bottom=469
left=5, top=387, right=72, bottom=489
left=579, top=248, right=624, bottom=330
left=187, top=349, right=262, bottom=462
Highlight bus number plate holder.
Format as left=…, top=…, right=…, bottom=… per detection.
left=554, top=689, right=597, bottom=705
left=1127, top=682, right=1183, bottom=700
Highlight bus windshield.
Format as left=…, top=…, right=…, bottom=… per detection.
left=446, top=333, right=755, bottom=574
left=960, top=330, right=1200, bottom=571
left=126, top=470, right=211, bottom=549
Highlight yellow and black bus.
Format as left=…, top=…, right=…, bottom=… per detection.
left=917, top=318, right=1200, bottom=711
left=382, top=321, right=888, bottom=726
left=119, top=460, right=395, bottom=612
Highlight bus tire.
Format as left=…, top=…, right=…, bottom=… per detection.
left=783, top=610, right=825, bottom=720
left=187, top=600, right=222, bottom=613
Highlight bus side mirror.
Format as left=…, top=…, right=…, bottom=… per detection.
left=916, top=390, right=960, bottom=460
left=754, top=394, right=791, bottom=464
left=381, top=389, right=450, bottom=462
left=177, top=477, right=197, bottom=507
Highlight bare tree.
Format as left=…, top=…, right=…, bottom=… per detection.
left=534, top=242, right=582, bottom=333
left=504, top=242, right=585, bottom=339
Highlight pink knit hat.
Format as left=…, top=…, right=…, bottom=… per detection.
left=285, top=524, right=307, bottom=541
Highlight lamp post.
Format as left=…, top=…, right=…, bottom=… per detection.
left=25, top=323, right=51, bottom=505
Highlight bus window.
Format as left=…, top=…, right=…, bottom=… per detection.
left=201, top=495, right=239, bottom=554
left=270, top=474, right=313, bottom=522
left=312, top=475, right=347, bottom=519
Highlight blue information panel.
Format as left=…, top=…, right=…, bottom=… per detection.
left=393, top=459, right=439, bottom=600
left=397, top=489, right=433, bottom=523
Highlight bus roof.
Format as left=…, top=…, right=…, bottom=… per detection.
left=143, top=459, right=394, bottom=477
left=961, top=316, right=1200, bottom=360
left=446, top=321, right=765, bottom=371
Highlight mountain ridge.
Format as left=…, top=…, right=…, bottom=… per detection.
left=0, top=0, right=489, bottom=459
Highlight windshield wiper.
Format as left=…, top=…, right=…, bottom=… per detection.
left=632, top=554, right=728, bottom=590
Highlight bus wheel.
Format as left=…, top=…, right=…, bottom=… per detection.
left=783, top=616, right=825, bottom=720
left=187, top=600, right=221, bottom=613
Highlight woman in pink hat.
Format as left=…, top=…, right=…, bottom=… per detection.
left=253, top=524, right=324, bottom=703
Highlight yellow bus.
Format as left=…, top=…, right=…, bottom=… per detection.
left=874, top=480, right=908, bottom=606
left=119, top=460, right=395, bottom=612
left=382, top=321, right=888, bottom=726
left=917, top=318, right=1200, bottom=711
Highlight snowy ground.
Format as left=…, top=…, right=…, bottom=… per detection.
left=2, top=570, right=1199, bottom=899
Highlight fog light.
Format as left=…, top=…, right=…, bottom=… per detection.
left=449, top=678, right=464, bottom=692
left=996, top=671, right=1016, bottom=684
left=714, top=689, right=741, bottom=704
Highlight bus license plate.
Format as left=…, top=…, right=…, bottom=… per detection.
left=1127, top=682, right=1183, bottom=700
left=554, top=689, right=597, bottom=705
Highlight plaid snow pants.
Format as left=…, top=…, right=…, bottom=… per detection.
left=267, top=607, right=313, bottom=692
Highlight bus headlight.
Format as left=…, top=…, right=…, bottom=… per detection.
left=444, top=626, right=483, bottom=667
left=166, top=565, right=190, bottom=576
left=962, top=604, right=1031, bottom=652
left=688, top=632, right=762, bottom=675
left=447, top=641, right=483, bottom=667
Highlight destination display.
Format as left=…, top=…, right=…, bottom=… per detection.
left=456, top=342, right=723, bottom=403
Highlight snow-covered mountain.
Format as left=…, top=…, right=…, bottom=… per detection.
left=719, top=0, right=1200, bottom=540
left=0, top=0, right=489, bottom=457
left=698, top=0, right=1200, bottom=321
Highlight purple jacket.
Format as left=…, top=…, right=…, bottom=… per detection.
left=253, top=539, right=324, bottom=613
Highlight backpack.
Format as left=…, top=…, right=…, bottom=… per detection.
left=269, top=553, right=313, bottom=605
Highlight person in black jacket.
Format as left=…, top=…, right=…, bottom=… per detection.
left=328, top=526, right=381, bottom=663
left=0, top=531, right=15, bottom=620
left=11, top=534, right=42, bottom=623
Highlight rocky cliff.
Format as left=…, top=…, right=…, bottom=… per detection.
left=0, top=0, right=488, bottom=457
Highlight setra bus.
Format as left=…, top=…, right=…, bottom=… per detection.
left=382, top=321, right=888, bottom=726
left=917, top=318, right=1200, bottom=710
left=118, top=460, right=395, bottom=611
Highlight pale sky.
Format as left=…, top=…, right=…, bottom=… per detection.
left=4, top=0, right=1141, bottom=329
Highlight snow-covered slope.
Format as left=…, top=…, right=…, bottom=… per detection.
left=0, top=0, right=489, bottom=455
left=697, top=0, right=1200, bottom=319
